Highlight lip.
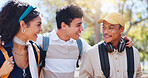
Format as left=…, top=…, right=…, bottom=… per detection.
left=77, top=33, right=80, bottom=37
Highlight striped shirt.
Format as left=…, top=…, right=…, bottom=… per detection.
left=36, top=29, right=91, bottom=78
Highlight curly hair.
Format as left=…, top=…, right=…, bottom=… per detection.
left=0, top=0, right=40, bottom=44
left=56, top=5, right=84, bottom=29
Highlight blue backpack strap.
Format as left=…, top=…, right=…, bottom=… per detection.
left=98, top=43, right=110, bottom=78
left=76, top=38, right=83, bottom=68
left=126, top=47, right=134, bottom=78
left=39, top=33, right=50, bottom=73
left=42, top=33, right=50, bottom=52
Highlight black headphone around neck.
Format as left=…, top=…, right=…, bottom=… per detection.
left=103, top=37, right=126, bottom=53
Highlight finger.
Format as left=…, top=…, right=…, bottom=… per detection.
left=126, top=42, right=133, bottom=48
left=123, top=35, right=127, bottom=40
left=126, top=40, right=131, bottom=44
left=9, top=56, right=13, bottom=60
left=2, top=41, right=4, bottom=46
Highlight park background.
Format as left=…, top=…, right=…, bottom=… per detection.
left=0, top=0, right=148, bottom=77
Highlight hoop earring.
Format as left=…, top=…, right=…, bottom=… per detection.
left=22, top=30, right=25, bottom=33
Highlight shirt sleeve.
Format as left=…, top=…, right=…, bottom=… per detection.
left=80, top=38, right=91, bottom=62
left=133, top=47, right=142, bottom=78
left=79, top=49, right=94, bottom=78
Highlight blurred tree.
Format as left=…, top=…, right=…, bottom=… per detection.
left=38, top=0, right=147, bottom=47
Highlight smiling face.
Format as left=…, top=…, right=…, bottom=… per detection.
left=24, top=16, right=43, bottom=41
left=65, top=18, right=84, bottom=40
left=102, top=21, right=124, bottom=44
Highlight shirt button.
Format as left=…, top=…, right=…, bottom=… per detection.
left=115, top=51, right=117, bottom=53
left=117, top=70, right=119, bottom=72
left=115, top=58, right=117, bottom=60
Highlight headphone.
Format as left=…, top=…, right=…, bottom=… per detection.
left=103, top=37, right=126, bottom=53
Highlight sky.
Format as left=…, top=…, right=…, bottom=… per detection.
left=0, top=0, right=39, bottom=10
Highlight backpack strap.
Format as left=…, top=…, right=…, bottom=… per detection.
left=42, top=33, right=50, bottom=52
left=76, top=38, right=83, bottom=68
left=98, top=43, right=135, bottom=78
left=0, top=46, right=10, bottom=78
left=32, top=43, right=40, bottom=65
left=98, top=43, right=110, bottom=78
left=126, top=47, right=134, bottom=78
left=39, top=33, right=50, bottom=74
left=30, top=43, right=40, bottom=76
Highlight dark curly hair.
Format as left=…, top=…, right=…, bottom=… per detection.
left=0, top=0, right=40, bottom=44
left=56, top=5, right=84, bottom=29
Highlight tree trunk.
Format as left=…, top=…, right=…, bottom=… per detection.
left=94, top=1, right=101, bottom=44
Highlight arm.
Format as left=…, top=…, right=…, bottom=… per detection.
left=123, top=35, right=134, bottom=47
left=80, top=38, right=91, bottom=62
left=0, top=56, right=14, bottom=77
left=135, top=51, right=142, bottom=78
left=79, top=50, right=93, bottom=78
left=133, top=47, right=142, bottom=78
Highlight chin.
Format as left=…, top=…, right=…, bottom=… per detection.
left=104, top=39, right=112, bottom=43
left=73, top=37, right=79, bottom=40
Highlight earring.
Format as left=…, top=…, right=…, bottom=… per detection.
left=22, top=30, right=25, bottom=33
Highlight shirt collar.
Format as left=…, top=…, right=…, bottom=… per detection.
left=50, top=29, right=59, bottom=41
left=50, top=29, right=75, bottom=42
left=110, top=49, right=123, bottom=55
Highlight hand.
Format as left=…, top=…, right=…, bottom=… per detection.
left=123, top=35, right=134, bottom=48
left=0, top=56, right=14, bottom=77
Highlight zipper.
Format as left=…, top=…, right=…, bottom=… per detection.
left=23, top=69, right=26, bottom=78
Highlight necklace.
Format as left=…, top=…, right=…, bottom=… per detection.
left=13, top=51, right=26, bottom=56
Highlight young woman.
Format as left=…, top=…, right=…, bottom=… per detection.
left=0, top=0, right=43, bottom=78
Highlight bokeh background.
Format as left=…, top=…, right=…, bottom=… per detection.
left=0, top=0, right=148, bottom=77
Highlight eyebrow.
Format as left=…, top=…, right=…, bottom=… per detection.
left=109, top=25, right=115, bottom=27
left=76, top=22, right=82, bottom=25
left=37, top=22, right=42, bottom=24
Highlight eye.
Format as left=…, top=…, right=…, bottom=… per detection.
left=109, top=27, right=114, bottom=29
left=102, top=26, right=105, bottom=29
left=37, top=24, right=41, bottom=27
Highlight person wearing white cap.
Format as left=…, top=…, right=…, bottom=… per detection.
left=79, top=12, right=142, bottom=78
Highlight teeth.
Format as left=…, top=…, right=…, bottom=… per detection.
left=105, top=35, right=110, bottom=37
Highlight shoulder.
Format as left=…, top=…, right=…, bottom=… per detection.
left=132, top=46, right=140, bottom=57
left=79, top=37, right=91, bottom=48
left=86, top=42, right=101, bottom=56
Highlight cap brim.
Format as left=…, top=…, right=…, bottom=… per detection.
left=97, top=18, right=118, bottom=25
left=97, top=18, right=104, bottom=24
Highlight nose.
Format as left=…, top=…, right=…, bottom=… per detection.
left=40, top=27, right=43, bottom=31
left=103, top=28, right=109, bottom=34
left=80, top=25, right=84, bottom=31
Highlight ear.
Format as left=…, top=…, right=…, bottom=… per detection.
left=61, top=22, right=68, bottom=30
left=19, top=20, right=27, bottom=32
left=120, top=26, right=124, bottom=34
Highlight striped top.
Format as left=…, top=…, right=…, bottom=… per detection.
left=36, top=29, right=91, bottom=78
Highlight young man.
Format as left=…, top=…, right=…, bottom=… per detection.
left=36, top=5, right=91, bottom=78
left=79, top=12, right=142, bottom=78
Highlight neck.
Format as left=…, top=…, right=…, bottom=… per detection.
left=15, top=32, right=28, bottom=44
left=56, top=29, right=70, bottom=41
left=111, top=38, right=121, bottom=49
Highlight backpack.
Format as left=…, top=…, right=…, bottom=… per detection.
left=40, top=33, right=83, bottom=70
left=98, top=42, right=134, bottom=78
left=0, top=43, right=40, bottom=78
